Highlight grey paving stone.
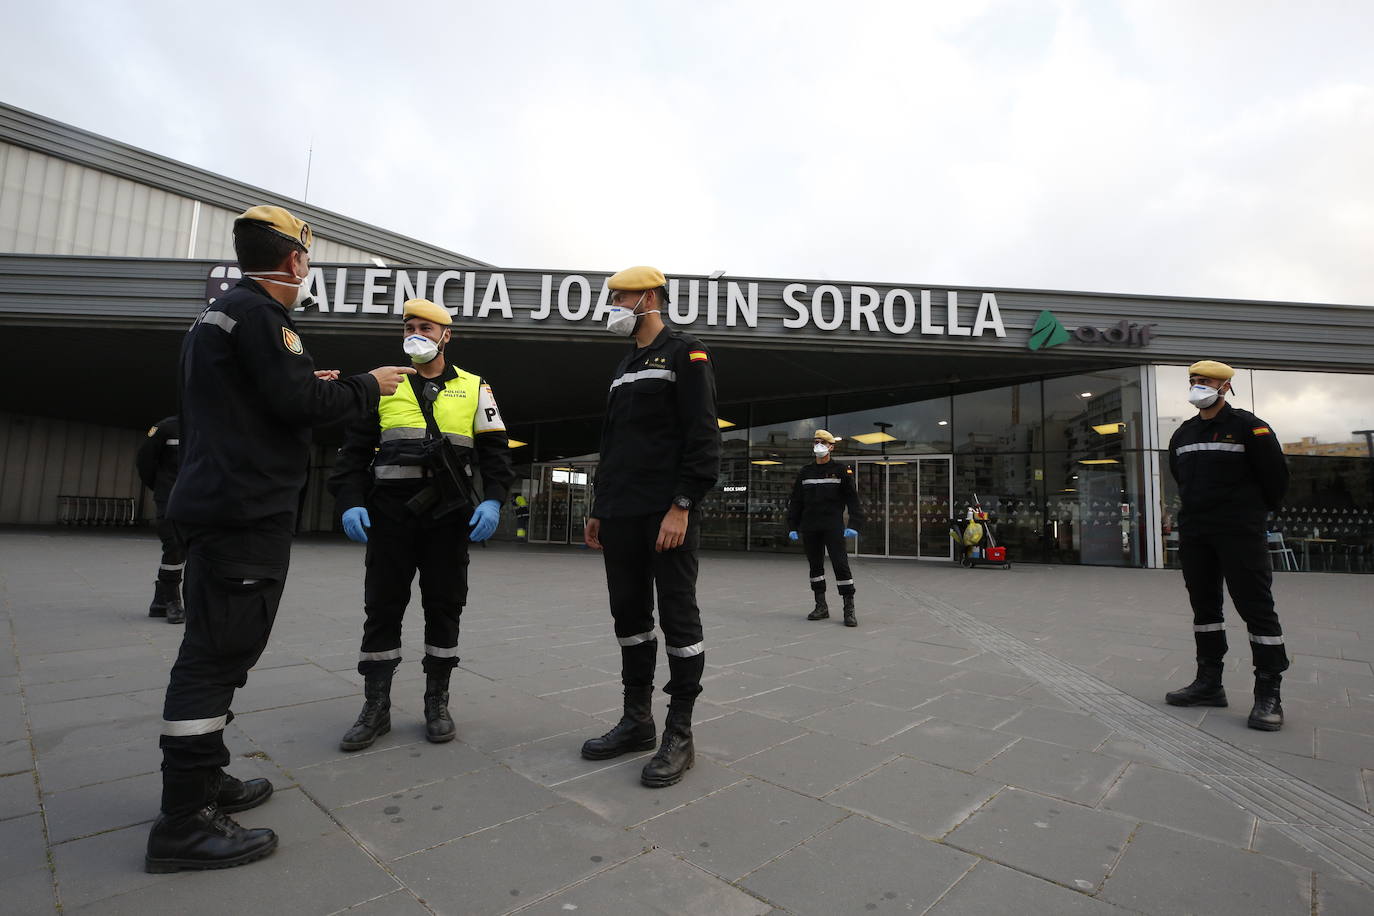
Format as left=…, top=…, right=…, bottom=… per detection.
left=448, top=693, right=604, bottom=753
left=1198, top=708, right=1318, bottom=757
left=229, top=662, right=359, bottom=712
left=725, top=683, right=855, bottom=722
left=44, top=770, right=159, bottom=843
left=0, top=812, right=48, bottom=880
left=35, top=736, right=160, bottom=795
left=701, top=668, right=790, bottom=703
left=795, top=701, right=927, bottom=744
left=334, top=763, right=564, bottom=860
left=3, top=868, right=56, bottom=915
left=388, top=803, right=648, bottom=916
left=1255, top=749, right=1370, bottom=811
left=945, top=788, right=1136, bottom=890
left=520, top=848, right=772, bottom=915
left=1099, top=763, right=1256, bottom=847
left=879, top=717, right=1018, bottom=772
left=1316, top=873, right=1374, bottom=915
left=1317, top=727, right=1374, bottom=768
left=692, top=710, right=810, bottom=764
left=0, top=769, right=40, bottom=821
left=1250, top=821, right=1335, bottom=872
left=19, top=644, right=167, bottom=687
left=845, top=674, right=950, bottom=710
left=733, top=732, right=896, bottom=798
left=638, top=778, right=845, bottom=881
left=332, top=889, right=448, bottom=915
left=828, top=756, right=1002, bottom=839
left=296, top=739, right=492, bottom=809
left=553, top=754, right=744, bottom=828
left=938, top=668, right=1036, bottom=698
left=927, top=860, right=1127, bottom=915
left=0, top=737, right=32, bottom=776
left=1101, top=823, right=1312, bottom=916
left=975, top=737, right=1127, bottom=806
left=25, top=689, right=165, bottom=738
left=913, top=690, right=1026, bottom=728
left=742, top=653, right=830, bottom=679
left=502, top=664, right=620, bottom=698
left=995, top=704, right=1117, bottom=751
left=780, top=662, right=876, bottom=693
left=22, top=667, right=171, bottom=705
left=741, top=813, right=976, bottom=915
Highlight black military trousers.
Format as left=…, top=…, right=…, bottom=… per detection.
left=599, top=511, right=705, bottom=710
left=803, top=529, right=855, bottom=596
left=1179, top=528, right=1288, bottom=674
left=159, top=513, right=293, bottom=815
left=154, top=506, right=185, bottom=584
left=358, top=508, right=469, bottom=677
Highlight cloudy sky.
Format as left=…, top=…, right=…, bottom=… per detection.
left=3, top=0, right=1372, bottom=304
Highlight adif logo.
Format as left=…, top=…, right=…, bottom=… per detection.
left=1028, top=310, right=1156, bottom=350
left=1028, top=310, right=1070, bottom=351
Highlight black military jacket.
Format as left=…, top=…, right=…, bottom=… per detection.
left=168, top=278, right=378, bottom=526
left=1168, top=402, right=1289, bottom=534
left=136, top=415, right=181, bottom=505
left=592, top=326, right=721, bottom=519
left=786, top=460, right=865, bottom=533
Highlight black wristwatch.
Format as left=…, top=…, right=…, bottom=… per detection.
left=672, top=496, right=693, bottom=511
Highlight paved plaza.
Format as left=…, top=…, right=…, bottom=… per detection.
left=2, top=529, right=1373, bottom=915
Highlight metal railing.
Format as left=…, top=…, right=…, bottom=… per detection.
left=56, top=495, right=137, bottom=526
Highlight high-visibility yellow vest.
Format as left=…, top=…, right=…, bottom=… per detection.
left=373, top=372, right=480, bottom=480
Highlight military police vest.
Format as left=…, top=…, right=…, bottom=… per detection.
left=373, top=372, right=480, bottom=480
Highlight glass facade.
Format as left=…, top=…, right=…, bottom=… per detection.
left=524, top=365, right=1373, bottom=573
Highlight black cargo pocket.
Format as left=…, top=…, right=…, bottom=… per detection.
left=631, top=379, right=670, bottom=418
left=207, top=562, right=282, bottom=656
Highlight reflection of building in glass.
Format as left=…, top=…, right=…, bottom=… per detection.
left=1282, top=436, right=1371, bottom=457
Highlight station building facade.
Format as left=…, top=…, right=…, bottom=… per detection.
left=2, top=103, right=1372, bottom=572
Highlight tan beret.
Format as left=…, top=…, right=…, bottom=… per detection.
left=1188, top=360, right=1235, bottom=380
left=235, top=205, right=313, bottom=251
left=813, top=429, right=842, bottom=443
left=607, top=265, right=667, bottom=291
left=402, top=298, right=452, bottom=326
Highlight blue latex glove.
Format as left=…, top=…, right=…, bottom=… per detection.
left=843, top=528, right=858, bottom=538
left=342, top=507, right=370, bottom=543
left=469, top=499, right=501, bottom=542
left=788, top=530, right=799, bottom=541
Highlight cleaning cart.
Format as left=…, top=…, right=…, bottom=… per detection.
left=949, top=495, right=1012, bottom=569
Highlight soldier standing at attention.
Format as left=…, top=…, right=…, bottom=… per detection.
left=137, top=415, right=185, bottom=624
left=787, top=429, right=864, bottom=627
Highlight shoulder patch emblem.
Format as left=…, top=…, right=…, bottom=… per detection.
left=281, top=327, right=304, bottom=355
left=147, top=426, right=158, bottom=437
left=689, top=350, right=708, bottom=362
left=1252, top=426, right=1271, bottom=436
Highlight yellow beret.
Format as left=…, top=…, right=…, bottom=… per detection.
left=235, top=205, right=313, bottom=251
left=1188, top=360, right=1235, bottom=380
left=607, top=266, right=667, bottom=291
left=402, top=298, right=452, bottom=326
left=813, top=429, right=841, bottom=443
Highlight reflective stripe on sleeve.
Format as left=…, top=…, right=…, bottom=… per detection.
left=1249, top=634, right=1285, bottom=645
left=802, top=478, right=842, bottom=485
left=1193, top=623, right=1226, bottom=632
left=666, top=642, right=704, bottom=658
left=199, top=311, right=238, bottom=334
left=159, top=563, right=186, bottom=571
left=1175, top=442, right=1245, bottom=455
left=609, top=369, right=676, bottom=392
left=375, top=465, right=425, bottom=479
left=165, top=438, right=180, bottom=445
left=161, top=715, right=228, bottom=737
left=617, top=631, right=657, bottom=647
left=424, top=644, right=460, bottom=657
left=836, top=579, right=854, bottom=586
left=809, top=575, right=826, bottom=583
left=359, top=648, right=403, bottom=661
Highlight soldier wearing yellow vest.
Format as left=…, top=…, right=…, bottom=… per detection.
left=328, top=298, right=514, bottom=749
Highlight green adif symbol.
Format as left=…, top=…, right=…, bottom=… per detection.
left=1028, top=310, right=1071, bottom=351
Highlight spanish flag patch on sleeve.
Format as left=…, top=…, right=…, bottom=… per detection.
left=1252, top=427, right=1271, bottom=436
left=689, top=350, right=709, bottom=362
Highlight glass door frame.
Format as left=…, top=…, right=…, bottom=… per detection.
left=838, top=454, right=955, bottom=561
left=529, top=461, right=597, bottom=545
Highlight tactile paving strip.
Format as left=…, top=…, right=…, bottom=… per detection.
left=876, top=576, right=1374, bottom=888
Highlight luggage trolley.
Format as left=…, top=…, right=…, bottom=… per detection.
left=949, top=495, right=1011, bottom=569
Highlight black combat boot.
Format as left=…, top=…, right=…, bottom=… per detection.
left=165, top=582, right=185, bottom=625
left=641, top=709, right=694, bottom=788
left=424, top=672, right=456, bottom=743
left=146, top=771, right=277, bottom=873
left=1165, top=662, right=1227, bottom=707
left=340, top=671, right=393, bottom=751
left=1247, top=672, right=1284, bottom=731
left=148, top=580, right=173, bottom=618
left=216, top=773, right=273, bottom=814
left=582, top=687, right=656, bottom=760
left=807, top=593, right=829, bottom=620
left=842, top=595, right=857, bottom=627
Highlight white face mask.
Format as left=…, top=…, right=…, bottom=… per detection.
left=403, top=333, right=441, bottom=364
left=605, top=294, right=659, bottom=337
left=248, top=263, right=313, bottom=309
left=1187, top=384, right=1221, bottom=408
left=813, top=443, right=831, bottom=457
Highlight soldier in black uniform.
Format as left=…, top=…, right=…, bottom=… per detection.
left=581, top=266, right=721, bottom=788
left=137, top=415, right=185, bottom=624
left=328, top=298, right=514, bottom=751
left=1164, top=360, right=1290, bottom=731
left=148, top=205, right=416, bottom=873
left=787, top=430, right=865, bottom=627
